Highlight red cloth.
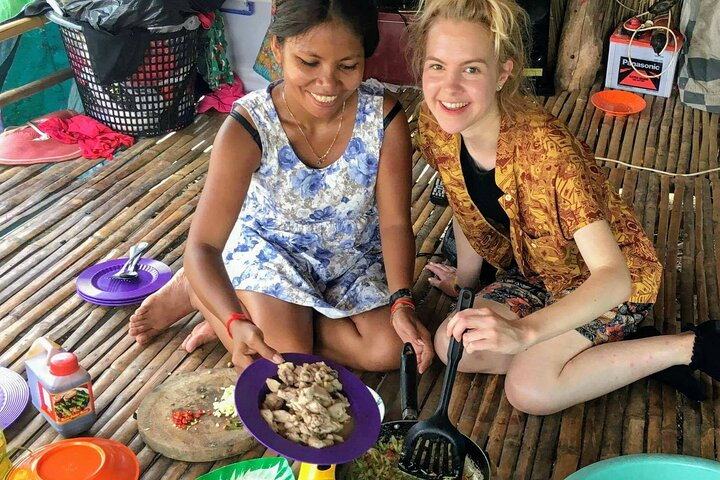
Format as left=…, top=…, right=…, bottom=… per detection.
left=198, top=12, right=216, bottom=29
left=37, top=115, right=134, bottom=160
left=197, top=74, right=246, bottom=113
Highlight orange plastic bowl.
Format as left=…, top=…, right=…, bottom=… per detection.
left=7, top=438, right=139, bottom=480
left=591, top=89, right=646, bottom=116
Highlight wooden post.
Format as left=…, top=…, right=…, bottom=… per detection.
left=555, top=0, right=608, bottom=91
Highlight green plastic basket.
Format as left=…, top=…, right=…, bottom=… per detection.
left=566, top=454, right=720, bottom=480
left=196, top=457, right=294, bottom=480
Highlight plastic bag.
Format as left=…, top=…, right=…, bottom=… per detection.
left=0, top=0, right=31, bottom=22
left=196, top=458, right=294, bottom=480
left=62, top=0, right=224, bottom=32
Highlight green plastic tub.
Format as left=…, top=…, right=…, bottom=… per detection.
left=566, top=454, right=720, bottom=480
left=196, top=457, right=294, bottom=480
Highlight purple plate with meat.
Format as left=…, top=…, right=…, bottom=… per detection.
left=235, top=353, right=381, bottom=465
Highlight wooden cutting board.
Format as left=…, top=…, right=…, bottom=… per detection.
left=136, top=368, right=257, bottom=462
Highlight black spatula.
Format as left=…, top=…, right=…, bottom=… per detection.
left=399, top=288, right=474, bottom=480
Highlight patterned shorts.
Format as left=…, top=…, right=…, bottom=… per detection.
left=478, top=269, right=652, bottom=345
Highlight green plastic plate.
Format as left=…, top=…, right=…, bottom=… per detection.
left=196, top=457, right=294, bottom=480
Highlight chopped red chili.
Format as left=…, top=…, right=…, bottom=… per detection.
left=171, top=409, right=206, bottom=429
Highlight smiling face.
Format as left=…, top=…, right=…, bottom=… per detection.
left=272, top=20, right=365, bottom=121
left=421, top=19, right=513, bottom=137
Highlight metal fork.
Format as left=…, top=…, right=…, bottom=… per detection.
left=111, top=242, right=149, bottom=280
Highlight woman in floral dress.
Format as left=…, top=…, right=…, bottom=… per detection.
left=129, top=0, right=433, bottom=373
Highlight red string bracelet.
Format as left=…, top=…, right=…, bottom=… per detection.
left=225, top=313, right=250, bottom=339
left=390, top=298, right=415, bottom=316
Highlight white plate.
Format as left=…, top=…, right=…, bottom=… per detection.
left=366, top=387, right=385, bottom=421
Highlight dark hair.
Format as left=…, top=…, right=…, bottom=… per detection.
left=269, top=0, right=380, bottom=58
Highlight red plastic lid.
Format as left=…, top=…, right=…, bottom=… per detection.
left=626, top=17, right=641, bottom=29
left=35, top=441, right=105, bottom=480
left=7, top=438, right=140, bottom=480
left=48, top=352, right=80, bottom=376
left=591, top=90, right=647, bottom=116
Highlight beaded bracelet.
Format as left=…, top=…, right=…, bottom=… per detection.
left=225, top=312, right=250, bottom=339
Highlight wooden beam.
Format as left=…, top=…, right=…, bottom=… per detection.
left=555, top=0, right=607, bottom=91
left=0, top=68, right=73, bottom=108
left=0, top=16, right=48, bottom=42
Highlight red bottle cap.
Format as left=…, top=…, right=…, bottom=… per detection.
left=627, top=17, right=641, bottom=29
left=49, top=352, right=80, bottom=376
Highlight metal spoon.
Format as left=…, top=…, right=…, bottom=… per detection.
left=111, top=242, right=149, bottom=280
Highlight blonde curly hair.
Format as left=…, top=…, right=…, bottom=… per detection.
left=409, top=0, right=535, bottom=117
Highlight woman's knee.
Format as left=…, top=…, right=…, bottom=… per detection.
left=434, top=328, right=450, bottom=364
left=246, top=304, right=314, bottom=353
left=255, top=318, right=312, bottom=354
left=434, top=327, right=512, bottom=374
left=357, top=334, right=404, bottom=372
left=504, top=367, right=561, bottom=416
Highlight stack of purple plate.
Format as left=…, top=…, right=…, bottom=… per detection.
left=0, top=367, right=29, bottom=429
left=76, top=258, right=172, bottom=307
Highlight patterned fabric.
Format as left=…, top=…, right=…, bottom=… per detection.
left=418, top=102, right=662, bottom=304
left=252, top=0, right=282, bottom=83
left=478, top=269, right=651, bottom=345
left=223, top=80, right=389, bottom=318
left=201, top=11, right=233, bottom=90
left=253, top=26, right=282, bottom=83
left=678, top=0, right=720, bottom=113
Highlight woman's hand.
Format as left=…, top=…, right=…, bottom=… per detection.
left=392, top=308, right=434, bottom=373
left=229, top=320, right=284, bottom=373
left=446, top=307, right=531, bottom=355
left=424, top=262, right=458, bottom=297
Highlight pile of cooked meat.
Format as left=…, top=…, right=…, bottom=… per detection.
left=260, top=361, right=351, bottom=448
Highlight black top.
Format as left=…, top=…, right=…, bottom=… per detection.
left=459, top=139, right=510, bottom=234
left=229, top=100, right=404, bottom=151
left=459, top=139, right=518, bottom=272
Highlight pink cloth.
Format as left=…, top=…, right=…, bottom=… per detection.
left=37, top=115, right=134, bottom=160
left=197, top=75, right=246, bottom=113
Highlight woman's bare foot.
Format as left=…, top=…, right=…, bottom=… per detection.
left=129, top=268, right=194, bottom=345
left=181, top=321, right=219, bottom=353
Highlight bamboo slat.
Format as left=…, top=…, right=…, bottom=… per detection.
left=2, top=85, right=719, bottom=479
left=578, top=396, right=607, bottom=468
left=531, top=413, right=561, bottom=479
left=553, top=403, right=584, bottom=478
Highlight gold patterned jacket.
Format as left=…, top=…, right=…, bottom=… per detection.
left=417, top=102, right=662, bottom=304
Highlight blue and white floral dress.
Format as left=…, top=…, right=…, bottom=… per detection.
left=223, top=80, right=389, bottom=318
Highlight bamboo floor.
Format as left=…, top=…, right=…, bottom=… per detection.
left=1, top=83, right=719, bottom=479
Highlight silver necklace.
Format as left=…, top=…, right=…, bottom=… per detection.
left=282, top=87, right=346, bottom=166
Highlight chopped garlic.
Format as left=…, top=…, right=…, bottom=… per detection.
left=212, top=385, right=237, bottom=418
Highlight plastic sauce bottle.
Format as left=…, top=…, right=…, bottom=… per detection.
left=0, top=427, right=12, bottom=478
left=24, top=338, right=96, bottom=437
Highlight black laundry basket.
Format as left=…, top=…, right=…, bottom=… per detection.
left=48, top=12, right=200, bottom=137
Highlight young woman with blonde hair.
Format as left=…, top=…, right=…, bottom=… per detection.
left=413, top=0, right=719, bottom=414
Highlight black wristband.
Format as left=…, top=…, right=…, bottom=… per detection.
left=389, top=288, right=413, bottom=305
